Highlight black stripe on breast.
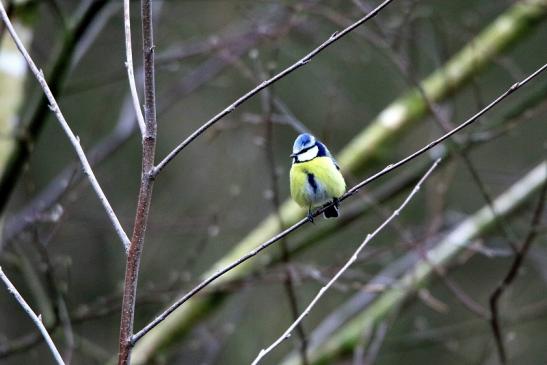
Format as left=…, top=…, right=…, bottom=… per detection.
left=306, top=172, right=318, bottom=193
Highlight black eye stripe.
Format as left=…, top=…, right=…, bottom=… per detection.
left=296, top=143, right=317, bottom=155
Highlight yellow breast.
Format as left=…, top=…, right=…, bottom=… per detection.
left=290, top=157, right=346, bottom=208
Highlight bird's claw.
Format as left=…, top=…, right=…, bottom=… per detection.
left=307, top=209, right=315, bottom=224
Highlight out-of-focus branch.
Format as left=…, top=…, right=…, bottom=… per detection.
left=279, top=162, right=547, bottom=365
left=151, top=0, right=396, bottom=176
left=0, top=266, right=64, bottom=365
left=0, top=1, right=131, bottom=251
left=489, top=175, right=547, bottom=364
left=0, top=274, right=182, bottom=360
left=1, top=95, right=136, bottom=247
left=251, top=159, right=440, bottom=365
left=232, top=52, right=311, bottom=135
left=0, top=1, right=31, bottom=209
left=0, top=0, right=108, bottom=214
left=0, top=0, right=12, bottom=42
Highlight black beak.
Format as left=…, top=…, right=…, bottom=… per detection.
left=290, top=152, right=297, bottom=158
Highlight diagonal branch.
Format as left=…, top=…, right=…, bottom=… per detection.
left=0, top=267, right=65, bottom=365
left=131, top=62, right=547, bottom=345
left=0, top=1, right=130, bottom=252
left=150, top=0, right=396, bottom=177
left=2, top=95, right=137, bottom=248
left=251, top=159, right=440, bottom=365
left=489, top=174, right=547, bottom=364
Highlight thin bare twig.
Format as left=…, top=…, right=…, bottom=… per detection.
left=251, top=159, right=440, bottom=365
left=117, top=0, right=158, bottom=363
left=489, top=175, right=547, bottom=364
left=2, top=95, right=137, bottom=247
left=0, top=267, right=65, bottom=365
left=151, top=0, right=396, bottom=177
left=124, top=0, right=146, bottom=136
left=131, top=63, right=547, bottom=345
left=0, top=1, right=131, bottom=252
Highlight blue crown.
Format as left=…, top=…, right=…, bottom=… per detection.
left=293, top=133, right=316, bottom=154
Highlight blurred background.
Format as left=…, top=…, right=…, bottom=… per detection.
left=0, top=0, right=546, bottom=364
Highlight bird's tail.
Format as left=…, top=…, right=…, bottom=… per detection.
left=323, top=201, right=339, bottom=218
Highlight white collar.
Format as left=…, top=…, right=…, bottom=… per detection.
left=296, top=146, right=319, bottom=162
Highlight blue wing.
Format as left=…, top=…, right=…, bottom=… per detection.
left=317, top=141, right=340, bottom=170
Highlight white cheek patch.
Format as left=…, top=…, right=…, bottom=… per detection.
left=297, top=146, right=319, bottom=162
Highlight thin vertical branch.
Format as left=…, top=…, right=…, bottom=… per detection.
left=489, top=174, right=547, bottom=364
left=117, top=0, right=157, bottom=364
left=251, top=159, right=441, bottom=365
left=124, top=0, right=146, bottom=136
left=0, top=267, right=65, bottom=365
left=0, top=1, right=130, bottom=252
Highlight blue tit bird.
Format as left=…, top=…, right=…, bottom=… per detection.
left=290, top=133, right=346, bottom=220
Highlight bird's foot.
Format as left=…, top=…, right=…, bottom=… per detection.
left=307, top=208, right=315, bottom=224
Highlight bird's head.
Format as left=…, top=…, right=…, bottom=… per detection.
left=291, top=133, right=319, bottom=163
